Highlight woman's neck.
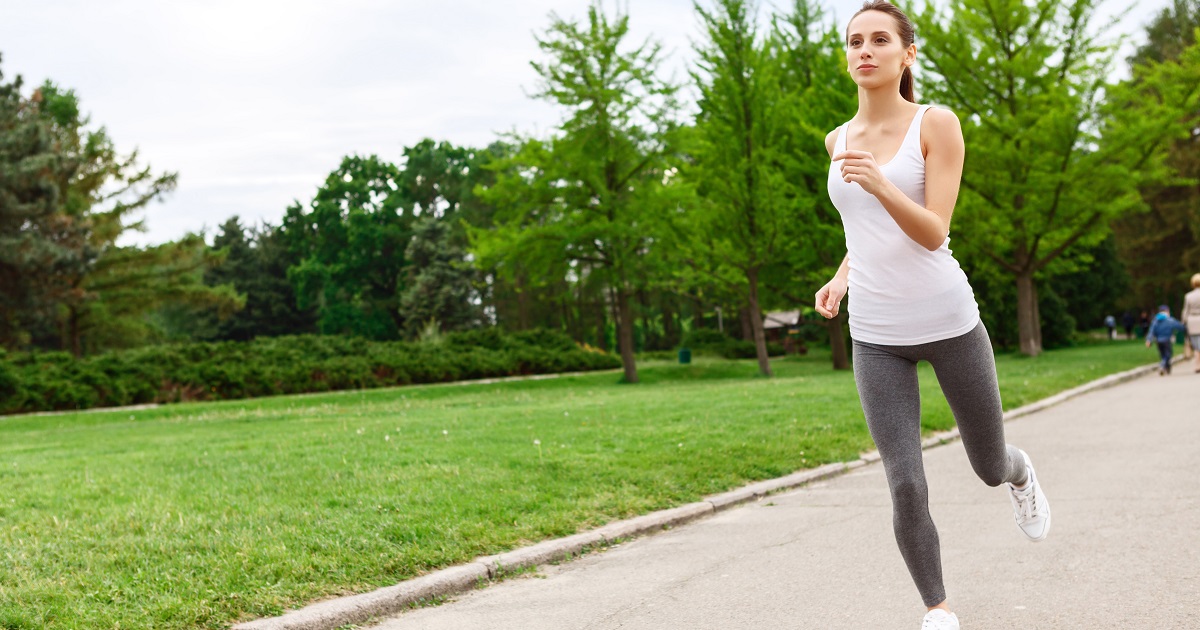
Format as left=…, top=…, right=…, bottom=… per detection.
left=855, top=86, right=913, bottom=124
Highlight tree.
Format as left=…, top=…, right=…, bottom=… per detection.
left=0, top=58, right=69, bottom=349
left=398, top=217, right=481, bottom=337
left=74, top=235, right=243, bottom=353
left=768, top=0, right=858, bottom=369
left=1113, top=1, right=1200, bottom=308
left=194, top=217, right=316, bottom=341
left=915, top=0, right=1200, bottom=355
left=0, top=75, right=239, bottom=354
left=473, top=2, right=681, bottom=383
left=682, top=0, right=794, bottom=377
left=32, top=82, right=210, bottom=355
left=280, top=155, right=412, bottom=339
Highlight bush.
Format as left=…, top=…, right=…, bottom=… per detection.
left=682, top=328, right=732, bottom=348
left=0, top=330, right=622, bottom=416
left=679, top=328, right=785, bottom=359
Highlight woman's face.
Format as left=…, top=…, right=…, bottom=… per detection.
left=845, top=10, right=915, bottom=90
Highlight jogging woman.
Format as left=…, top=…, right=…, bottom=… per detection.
left=813, top=2, right=1051, bottom=628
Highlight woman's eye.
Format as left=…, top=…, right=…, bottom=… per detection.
left=876, top=37, right=888, bottom=44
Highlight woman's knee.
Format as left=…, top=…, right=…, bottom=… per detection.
left=972, top=461, right=1007, bottom=487
left=889, top=475, right=929, bottom=511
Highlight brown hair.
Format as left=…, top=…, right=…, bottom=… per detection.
left=849, top=1, right=916, bottom=103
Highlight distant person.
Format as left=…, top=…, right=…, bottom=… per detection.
left=1146, top=305, right=1186, bottom=375
left=1181, top=273, right=1200, bottom=373
left=1138, top=310, right=1151, bottom=338
left=1122, top=311, right=1135, bottom=339
left=1103, top=314, right=1116, bottom=340
left=814, top=3, right=1048, bottom=628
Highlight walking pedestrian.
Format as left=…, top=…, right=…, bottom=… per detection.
left=1147, top=305, right=1186, bottom=375
left=1182, top=274, right=1200, bottom=373
left=814, top=3, right=1050, bottom=628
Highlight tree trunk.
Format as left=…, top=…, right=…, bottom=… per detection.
left=615, top=288, right=639, bottom=383
left=828, top=309, right=850, bottom=370
left=740, top=306, right=754, bottom=341
left=1016, top=272, right=1042, bottom=356
left=747, top=269, right=773, bottom=377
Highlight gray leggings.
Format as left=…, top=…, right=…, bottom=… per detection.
left=853, top=322, right=1028, bottom=607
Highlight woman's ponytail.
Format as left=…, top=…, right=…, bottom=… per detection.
left=900, top=66, right=915, bottom=103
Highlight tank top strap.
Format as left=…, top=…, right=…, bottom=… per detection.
left=899, top=105, right=932, bottom=155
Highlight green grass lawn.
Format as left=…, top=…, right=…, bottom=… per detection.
left=0, top=340, right=1157, bottom=629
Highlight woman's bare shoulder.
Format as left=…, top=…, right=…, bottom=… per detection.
left=922, top=106, right=962, bottom=137
left=920, top=106, right=963, bottom=156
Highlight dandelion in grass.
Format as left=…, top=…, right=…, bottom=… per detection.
left=534, top=439, right=543, bottom=464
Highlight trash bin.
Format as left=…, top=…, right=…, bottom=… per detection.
left=678, top=347, right=692, bottom=364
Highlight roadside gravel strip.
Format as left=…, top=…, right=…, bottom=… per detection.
left=233, top=359, right=1173, bottom=630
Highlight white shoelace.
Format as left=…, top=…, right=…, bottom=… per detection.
left=1011, top=483, right=1040, bottom=524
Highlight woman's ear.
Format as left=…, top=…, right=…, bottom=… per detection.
left=905, top=44, right=917, bottom=67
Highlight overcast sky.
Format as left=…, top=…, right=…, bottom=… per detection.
left=0, top=0, right=1162, bottom=246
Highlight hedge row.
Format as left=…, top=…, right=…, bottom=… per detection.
left=681, top=329, right=786, bottom=359
left=0, top=329, right=620, bottom=416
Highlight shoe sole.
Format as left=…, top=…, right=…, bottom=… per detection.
left=1024, top=507, right=1051, bottom=542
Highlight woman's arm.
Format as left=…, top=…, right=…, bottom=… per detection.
left=815, top=128, right=850, bottom=320
left=832, top=108, right=965, bottom=251
left=815, top=254, right=850, bottom=319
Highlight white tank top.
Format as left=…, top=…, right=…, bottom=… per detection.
left=827, top=105, right=980, bottom=345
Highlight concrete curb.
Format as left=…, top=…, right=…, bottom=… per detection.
left=233, top=359, right=1167, bottom=630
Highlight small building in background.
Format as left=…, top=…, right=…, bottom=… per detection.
left=763, top=310, right=805, bottom=354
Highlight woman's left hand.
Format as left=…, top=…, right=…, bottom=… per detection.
left=832, top=150, right=889, bottom=196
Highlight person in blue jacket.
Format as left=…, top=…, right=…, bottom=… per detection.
left=1146, top=305, right=1186, bottom=375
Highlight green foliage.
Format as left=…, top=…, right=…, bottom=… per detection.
left=398, top=217, right=481, bottom=338
left=472, top=1, right=682, bottom=384
left=0, top=330, right=619, bottom=415
left=0, top=65, right=239, bottom=355
left=681, top=327, right=785, bottom=358
left=915, top=0, right=1200, bottom=355
left=1048, top=236, right=1130, bottom=330
left=280, top=155, right=411, bottom=339
left=1114, top=3, right=1200, bottom=308
left=0, top=60, right=75, bottom=348
left=194, top=217, right=316, bottom=341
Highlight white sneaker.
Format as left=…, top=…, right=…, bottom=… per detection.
left=921, top=609, right=960, bottom=629
left=1009, top=449, right=1051, bottom=542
